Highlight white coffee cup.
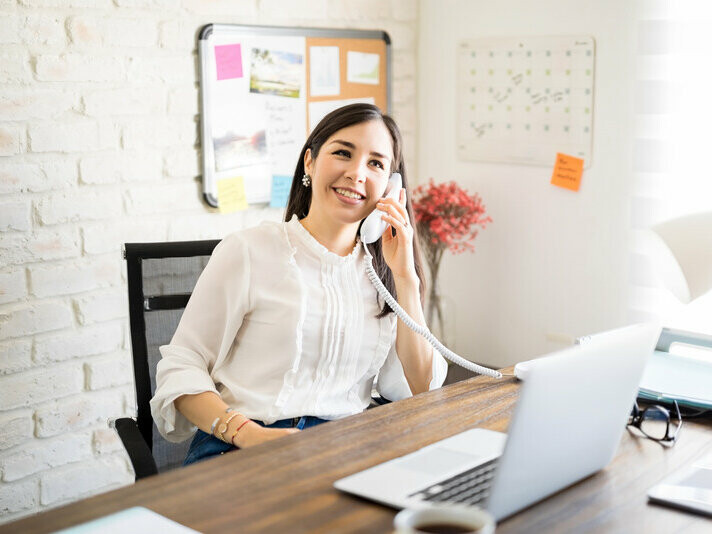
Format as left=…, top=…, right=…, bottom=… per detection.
left=393, top=504, right=496, bottom=534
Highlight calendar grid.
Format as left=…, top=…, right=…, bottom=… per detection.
left=457, top=36, right=595, bottom=168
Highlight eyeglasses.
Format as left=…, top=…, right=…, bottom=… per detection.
left=627, top=400, right=682, bottom=445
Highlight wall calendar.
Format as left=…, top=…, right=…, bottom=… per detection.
left=457, top=36, right=595, bottom=168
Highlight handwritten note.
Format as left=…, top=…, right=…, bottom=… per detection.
left=270, top=175, right=292, bottom=208
left=551, top=153, right=584, bottom=191
left=265, top=99, right=304, bottom=176
left=215, top=44, right=243, bottom=81
left=217, top=176, right=247, bottom=213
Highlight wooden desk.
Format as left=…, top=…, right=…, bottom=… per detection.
left=3, top=372, right=711, bottom=533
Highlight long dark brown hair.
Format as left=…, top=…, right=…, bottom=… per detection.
left=284, top=103, right=426, bottom=318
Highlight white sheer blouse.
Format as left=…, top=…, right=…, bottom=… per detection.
left=150, top=216, right=448, bottom=442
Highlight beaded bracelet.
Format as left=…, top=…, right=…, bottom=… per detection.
left=230, top=419, right=251, bottom=447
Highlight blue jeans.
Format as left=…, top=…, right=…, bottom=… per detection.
left=183, top=416, right=329, bottom=466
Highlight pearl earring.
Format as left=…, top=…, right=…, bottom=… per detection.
left=302, top=174, right=311, bottom=187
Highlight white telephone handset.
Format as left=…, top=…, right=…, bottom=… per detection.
left=361, top=173, right=403, bottom=244
left=359, top=173, right=501, bottom=379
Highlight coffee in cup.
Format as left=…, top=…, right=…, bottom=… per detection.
left=393, top=504, right=495, bottom=534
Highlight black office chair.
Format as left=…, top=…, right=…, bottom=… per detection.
left=114, top=238, right=391, bottom=480
left=114, top=240, right=220, bottom=480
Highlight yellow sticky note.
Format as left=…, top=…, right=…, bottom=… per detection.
left=217, top=176, right=247, bottom=213
left=551, top=153, right=584, bottom=192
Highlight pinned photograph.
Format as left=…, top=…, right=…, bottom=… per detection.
left=212, top=100, right=269, bottom=172
left=347, top=51, right=379, bottom=85
left=250, top=48, right=304, bottom=98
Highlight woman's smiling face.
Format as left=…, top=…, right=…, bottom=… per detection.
left=304, top=119, right=394, bottom=227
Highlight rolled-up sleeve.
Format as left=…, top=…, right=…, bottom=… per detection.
left=375, top=329, right=449, bottom=401
left=149, top=233, right=251, bottom=442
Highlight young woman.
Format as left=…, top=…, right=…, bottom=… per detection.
left=150, top=103, right=448, bottom=465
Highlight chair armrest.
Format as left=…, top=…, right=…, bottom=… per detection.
left=109, top=417, right=159, bottom=480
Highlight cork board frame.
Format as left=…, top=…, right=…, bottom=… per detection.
left=198, top=24, right=391, bottom=208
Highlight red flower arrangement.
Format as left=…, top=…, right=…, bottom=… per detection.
left=411, top=179, right=492, bottom=341
left=412, top=179, right=492, bottom=255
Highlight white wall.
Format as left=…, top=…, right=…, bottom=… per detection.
left=628, top=0, right=712, bottom=335
left=418, top=0, right=637, bottom=367
left=0, top=0, right=419, bottom=522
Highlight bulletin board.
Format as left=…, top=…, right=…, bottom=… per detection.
left=198, top=24, right=391, bottom=208
left=457, top=35, right=595, bottom=168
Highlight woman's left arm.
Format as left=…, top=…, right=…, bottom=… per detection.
left=379, top=190, right=435, bottom=395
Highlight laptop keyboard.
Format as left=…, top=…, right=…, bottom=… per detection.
left=408, top=457, right=499, bottom=506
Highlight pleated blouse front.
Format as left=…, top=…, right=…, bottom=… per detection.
left=150, top=216, right=447, bottom=443
left=285, top=216, right=388, bottom=418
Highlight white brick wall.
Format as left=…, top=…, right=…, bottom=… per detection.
left=35, top=190, right=123, bottom=225
left=34, top=54, right=125, bottom=83
left=0, top=49, right=33, bottom=84
left=34, top=323, right=123, bottom=364
left=29, top=257, right=121, bottom=298
left=0, top=0, right=419, bottom=524
left=0, top=302, right=73, bottom=339
left=0, top=124, right=23, bottom=156
left=0, top=410, right=34, bottom=451
left=0, top=341, right=32, bottom=375
left=0, top=479, right=39, bottom=518
left=1, top=433, right=93, bottom=482
left=40, top=456, right=131, bottom=507
left=73, top=289, right=127, bottom=324
left=34, top=391, right=126, bottom=438
left=0, top=89, right=77, bottom=121
left=2, top=229, right=82, bottom=266
left=2, top=364, right=84, bottom=410
left=0, top=160, right=78, bottom=194
left=0, top=200, right=31, bottom=231
left=0, top=270, right=27, bottom=304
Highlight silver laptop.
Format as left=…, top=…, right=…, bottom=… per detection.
left=335, top=323, right=660, bottom=521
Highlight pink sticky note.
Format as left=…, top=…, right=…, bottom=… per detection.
left=215, top=44, right=243, bottom=80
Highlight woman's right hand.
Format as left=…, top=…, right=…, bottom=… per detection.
left=235, top=422, right=300, bottom=448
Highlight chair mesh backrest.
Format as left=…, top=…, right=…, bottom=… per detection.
left=142, top=255, right=210, bottom=473
left=125, top=243, right=216, bottom=474
left=145, top=307, right=189, bottom=472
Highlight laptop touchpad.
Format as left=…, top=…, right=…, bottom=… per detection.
left=397, top=448, right=482, bottom=475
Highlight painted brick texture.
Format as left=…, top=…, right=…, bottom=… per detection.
left=0, top=0, right=419, bottom=523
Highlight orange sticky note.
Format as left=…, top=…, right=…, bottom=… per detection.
left=551, top=153, right=584, bottom=191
